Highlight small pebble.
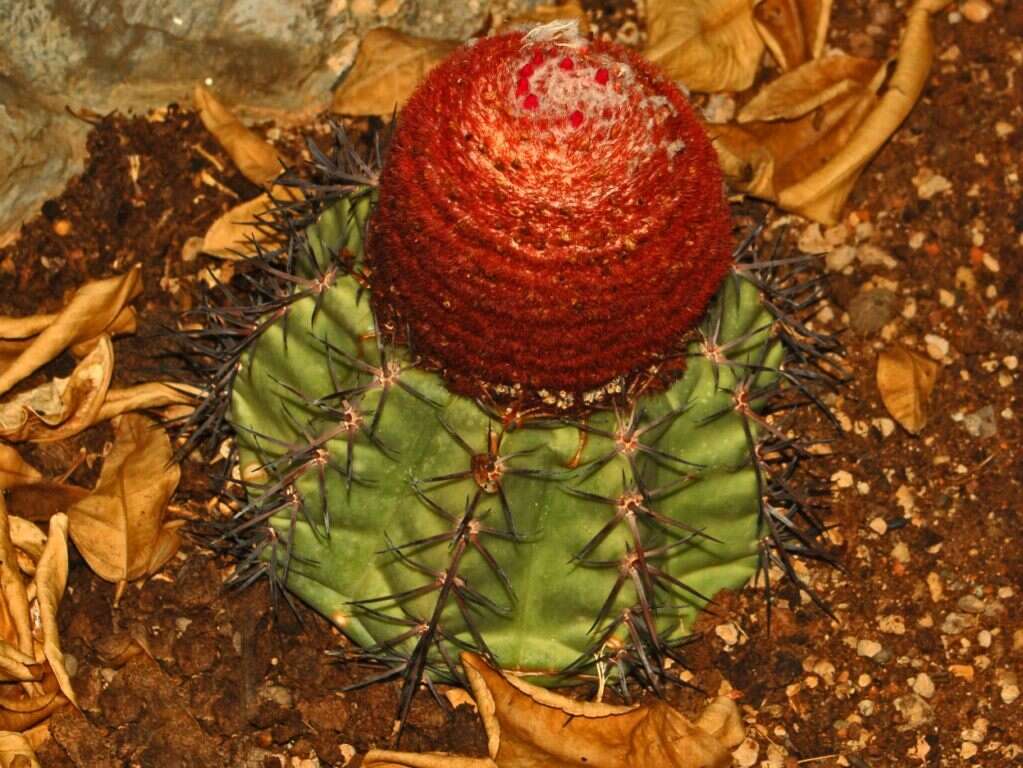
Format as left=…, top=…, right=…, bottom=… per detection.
left=53, top=219, right=72, bottom=236
left=913, top=673, right=936, bottom=699
left=891, top=542, right=911, bottom=564
left=950, top=664, right=975, bottom=682
left=857, top=638, right=883, bottom=659
left=832, top=470, right=854, bottom=489
left=715, top=622, right=740, bottom=646
left=962, top=406, right=998, bottom=438
left=941, top=612, right=974, bottom=635
left=1002, top=685, right=1021, bottom=704
left=849, top=289, right=897, bottom=336
left=924, top=334, right=950, bottom=360
left=869, top=517, right=888, bottom=535
left=879, top=615, right=906, bottom=635
left=961, top=0, right=992, bottom=23
left=957, top=594, right=986, bottom=614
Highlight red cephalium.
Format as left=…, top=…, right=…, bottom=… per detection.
left=368, top=29, right=733, bottom=395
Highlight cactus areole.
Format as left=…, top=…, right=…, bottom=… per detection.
left=205, top=22, right=834, bottom=718
left=370, top=31, right=733, bottom=396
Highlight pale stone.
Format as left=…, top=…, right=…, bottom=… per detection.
left=857, top=638, right=882, bottom=659
left=912, top=672, right=935, bottom=699
left=961, top=0, right=992, bottom=23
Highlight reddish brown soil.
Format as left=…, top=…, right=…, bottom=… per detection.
left=0, top=1, right=1020, bottom=766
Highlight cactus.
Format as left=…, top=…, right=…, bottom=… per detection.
left=181, top=25, right=840, bottom=730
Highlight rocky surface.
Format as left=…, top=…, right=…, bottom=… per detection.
left=0, top=0, right=536, bottom=241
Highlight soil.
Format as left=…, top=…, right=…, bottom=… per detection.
left=0, top=1, right=1021, bottom=766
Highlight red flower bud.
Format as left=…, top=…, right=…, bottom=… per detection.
left=369, top=32, right=732, bottom=396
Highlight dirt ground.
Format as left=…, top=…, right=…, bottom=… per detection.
left=0, top=1, right=1020, bottom=766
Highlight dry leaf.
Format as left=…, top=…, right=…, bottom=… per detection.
left=0, top=267, right=141, bottom=399
left=499, top=1, right=591, bottom=35
left=332, top=29, right=458, bottom=116
left=96, top=382, right=198, bottom=422
left=712, top=64, right=883, bottom=202
left=0, top=731, right=40, bottom=768
left=645, top=0, right=764, bottom=93
left=715, top=0, right=948, bottom=223
left=0, top=448, right=41, bottom=491
left=877, top=345, right=939, bottom=434
left=737, top=55, right=882, bottom=123
left=8, top=519, right=46, bottom=566
left=68, top=414, right=183, bottom=594
left=0, top=499, right=33, bottom=661
left=200, top=193, right=276, bottom=260
left=364, top=654, right=744, bottom=768
left=753, top=0, right=832, bottom=70
left=0, top=499, right=73, bottom=760
left=0, top=336, right=113, bottom=443
left=194, top=86, right=283, bottom=187
left=31, top=515, right=75, bottom=708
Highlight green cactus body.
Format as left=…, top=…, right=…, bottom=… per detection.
left=181, top=29, right=840, bottom=721
left=230, top=192, right=782, bottom=678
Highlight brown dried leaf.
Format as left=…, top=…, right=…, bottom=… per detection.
left=364, top=654, right=744, bottom=768
left=194, top=86, right=283, bottom=187
left=95, top=382, right=198, bottom=423
left=7, top=519, right=46, bottom=566
left=0, top=336, right=113, bottom=443
left=0, top=267, right=141, bottom=399
left=332, top=29, right=458, bottom=116
left=0, top=731, right=40, bottom=768
left=753, top=0, right=832, bottom=70
left=31, top=515, right=75, bottom=707
left=877, top=345, right=939, bottom=434
left=645, top=0, right=764, bottom=93
left=716, top=0, right=947, bottom=223
left=0, top=448, right=41, bottom=491
left=0, top=498, right=33, bottom=658
left=0, top=687, right=66, bottom=735
left=737, top=55, right=882, bottom=123
left=68, top=414, right=183, bottom=590
left=200, top=193, right=276, bottom=260
left=0, top=640, right=39, bottom=685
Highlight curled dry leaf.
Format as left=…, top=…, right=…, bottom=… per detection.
left=0, top=731, right=40, bottom=768
left=712, top=0, right=949, bottom=223
left=194, top=86, right=284, bottom=187
left=0, top=336, right=113, bottom=443
left=644, top=0, right=764, bottom=93
left=0, top=447, right=41, bottom=491
left=32, top=515, right=76, bottom=708
left=332, top=28, right=458, bottom=116
left=67, top=414, right=183, bottom=598
left=364, top=653, right=744, bottom=768
left=0, top=266, right=141, bottom=399
left=96, top=382, right=198, bottom=423
left=753, top=0, right=832, bottom=71
left=737, top=55, right=882, bottom=123
left=877, top=345, right=939, bottom=434
left=0, top=497, right=73, bottom=748
left=199, top=192, right=277, bottom=260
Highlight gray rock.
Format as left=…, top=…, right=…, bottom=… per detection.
left=962, top=405, right=998, bottom=438
left=848, top=288, right=897, bottom=336
left=0, top=0, right=539, bottom=239
left=894, top=693, right=934, bottom=730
